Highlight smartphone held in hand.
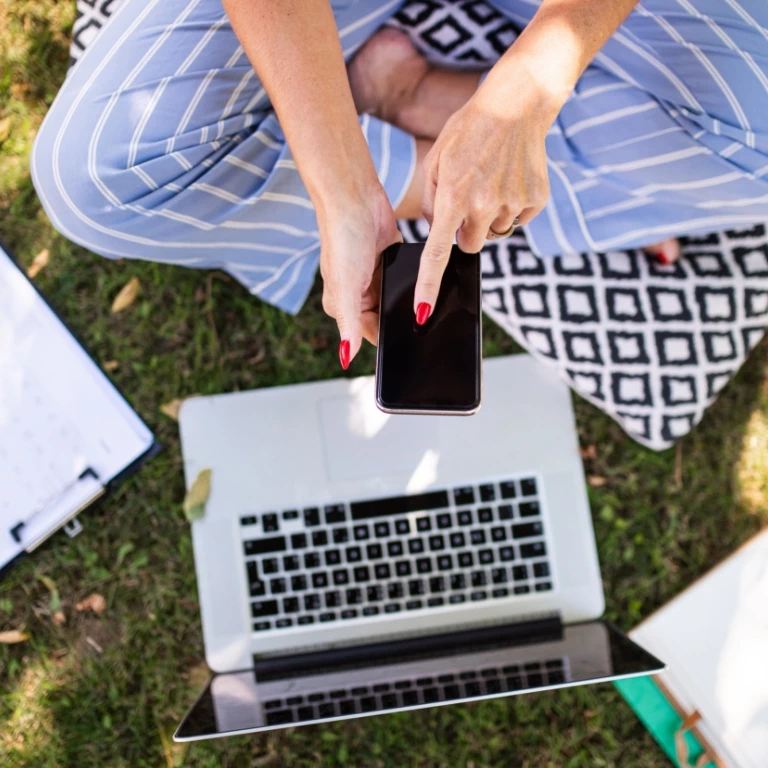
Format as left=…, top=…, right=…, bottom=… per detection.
left=375, top=242, right=482, bottom=415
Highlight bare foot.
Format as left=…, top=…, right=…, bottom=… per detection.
left=347, top=27, right=430, bottom=124
left=643, top=238, right=680, bottom=264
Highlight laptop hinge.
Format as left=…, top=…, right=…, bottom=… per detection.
left=252, top=614, right=563, bottom=682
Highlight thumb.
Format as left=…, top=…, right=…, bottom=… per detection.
left=335, top=279, right=364, bottom=371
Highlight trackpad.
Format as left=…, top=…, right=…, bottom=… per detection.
left=318, top=389, right=446, bottom=483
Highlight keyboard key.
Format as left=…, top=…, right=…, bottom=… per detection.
left=353, top=525, right=370, bottom=541
left=354, top=566, right=370, bottom=583
left=332, top=570, right=349, bottom=586
left=444, top=684, right=461, bottom=700
left=283, top=555, right=300, bottom=571
left=521, top=542, right=546, bottom=559
left=512, top=522, right=544, bottom=539
left=423, top=687, right=439, bottom=703
left=247, top=560, right=259, bottom=580
left=512, top=565, right=528, bottom=581
left=312, top=530, right=328, bottom=547
left=350, top=686, right=368, bottom=696
left=534, top=562, right=550, bottom=578
left=491, top=568, right=507, bottom=584
left=304, top=508, right=320, bottom=527
left=497, top=504, right=514, bottom=520
left=375, top=563, right=391, bottom=580
left=253, top=621, right=271, bottom=632
left=318, top=702, right=336, bottom=717
left=345, top=546, right=362, bottom=563
left=457, top=510, right=473, bottom=526
left=312, top=572, right=328, bottom=589
left=325, top=550, right=341, bottom=566
left=388, top=541, right=404, bottom=557
left=499, top=481, right=517, bottom=499
left=429, top=576, right=445, bottom=593
left=291, top=575, right=307, bottom=591
left=346, top=588, right=362, bottom=605
left=283, top=597, right=300, bottom=613
left=395, top=519, right=410, bottom=535
left=453, top=487, right=475, bottom=505
left=367, top=543, right=383, bottom=560
left=478, top=507, right=493, bottom=523
left=514, top=585, right=530, bottom=595
left=450, top=532, right=466, bottom=548
left=282, top=509, right=299, bottom=521
left=406, top=599, right=423, bottom=611
left=262, top=513, right=279, bottom=533
left=304, top=594, right=321, bottom=610
left=276, top=618, right=293, bottom=629
left=244, top=537, right=286, bottom=556
left=240, top=515, right=257, bottom=526
left=479, top=549, right=494, bottom=565
left=437, top=513, right=452, bottom=529
left=298, top=615, right=315, bottom=625
left=388, top=583, right=404, bottom=599
left=471, top=571, right=487, bottom=587
left=263, top=699, right=282, bottom=710
left=262, top=558, right=279, bottom=574
left=325, top=591, right=342, bottom=608
left=458, top=551, right=474, bottom=568
left=251, top=600, right=279, bottom=618
left=429, top=535, right=445, bottom=551
left=319, top=612, right=337, bottom=623
left=408, top=579, right=425, bottom=596
left=459, top=671, right=476, bottom=681
left=484, top=679, right=502, bottom=694
left=291, top=533, right=307, bottom=549
left=450, top=573, right=466, bottom=590
left=297, top=705, right=314, bottom=721
left=265, top=709, right=293, bottom=725
left=384, top=603, right=401, bottom=614
left=492, top=587, right=509, bottom=598
left=548, top=670, right=565, bottom=684
left=471, top=591, right=487, bottom=601
left=449, top=594, right=466, bottom=604
left=329, top=689, right=348, bottom=699
left=362, top=606, right=380, bottom=616
left=341, top=609, right=358, bottom=620
left=339, top=699, right=356, bottom=715
left=374, top=522, right=390, bottom=538
left=402, top=690, right=419, bottom=706
left=470, top=529, right=486, bottom=545
left=367, top=585, right=383, bottom=602
left=249, top=580, right=266, bottom=597
left=395, top=560, right=412, bottom=577
left=519, top=501, right=540, bottom=518
left=270, top=578, right=286, bottom=594
left=416, top=517, right=432, bottom=532
left=360, top=696, right=377, bottom=711
left=479, top=484, right=496, bottom=502
left=491, top=526, right=507, bottom=542
left=499, top=546, right=515, bottom=562
left=325, top=505, right=346, bottom=524
left=416, top=557, right=432, bottom=574
left=381, top=693, right=398, bottom=709
left=535, top=581, right=553, bottom=592
left=464, top=681, right=482, bottom=697
left=427, top=597, right=445, bottom=607
left=408, top=538, right=425, bottom=554
left=437, top=554, right=453, bottom=570
left=304, top=552, right=321, bottom=569
left=520, top=478, right=538, bottom=496
left=333, top=528, right=349, bottom=544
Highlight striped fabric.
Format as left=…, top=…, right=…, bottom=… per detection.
left=32, top=0, right=768, bottom=314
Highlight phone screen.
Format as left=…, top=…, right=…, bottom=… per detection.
left=376, top=242, right=481, bottom=414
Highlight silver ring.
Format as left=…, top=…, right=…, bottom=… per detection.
left=487, top=217, right=520, bottom=240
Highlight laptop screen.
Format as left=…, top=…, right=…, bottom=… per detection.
left=175, top=621, right=664, bottom=742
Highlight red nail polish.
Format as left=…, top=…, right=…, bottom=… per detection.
left=416, top=302, right=431, bottom=326
left=338, top=340, right=350, bottom=370
left=656, top=249, right=670, bottom=265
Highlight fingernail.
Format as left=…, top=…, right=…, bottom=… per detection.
left=416, top=302, right=432, bottom=326
left=338, top=340, right=350, bottom=370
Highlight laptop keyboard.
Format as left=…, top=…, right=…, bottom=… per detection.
left=241, top=476, right=554, bottom=633
left=260, top=657, right=568, bottom=725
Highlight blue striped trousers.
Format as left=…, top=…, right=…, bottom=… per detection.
left=32, top=0, right=768, bottom=314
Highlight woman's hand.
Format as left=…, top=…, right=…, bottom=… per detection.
left=317, top=184, right=402, bottom=368
left=414, top=84, right=553, bottom=321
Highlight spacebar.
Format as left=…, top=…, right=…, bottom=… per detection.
left=351, top=490, right=450, bottom=520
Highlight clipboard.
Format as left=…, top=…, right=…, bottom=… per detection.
left=0, top=240, right=160, bottom=578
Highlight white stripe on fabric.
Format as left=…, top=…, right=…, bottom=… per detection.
left=582, top=146, right=711, bottom=177
left=634, top=170, right=745, bottom=195
left=132, top=165, right=159, bottom=191
left=249, top=240, right=320, bottom=295
left=720, top=142, right=743, bottom=159
left=546, top=160, right=599, bottom=250
left=190, top=182, right=314, bottom=210
left=696, top=192, right=768, bottom=209
left=338, top=0, right=403, bottom=39
left=564, top=102, right=658, bottom=138
left=221, top=220, right=319, bottom=237
left=170, top=68, right=219, bottom=154
left=223, top=154, right=268, bottom=178
left=380, top=122, right=391, bottom=186
left=585, top=197, right=654, bottom=221
left=127, top=76, right=171, bottom=169
left=590, top=127, right=684, bottom=156
left=722, top=0, right=768, bottom=44
left=578, top=81, right=634, bottom=100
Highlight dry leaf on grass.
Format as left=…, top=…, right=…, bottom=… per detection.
left=27, top=248, right=49, bottom=279
left=579, top=445, right=597, bottom=461
left=52, top=611, right=66, bottom=627
left=0, top=117, right=10, bottom=144
left=111, top=276, right=140, bottom=313
left=0, top=629, right=29, bottom=644
left=588, top=475, right=607, bottom=487
left=184, top=469, right=212, bottom=522
left=76, top=593, right=106, bottom=615
left=102, top=360, right=119, bottom=372
left=159, top=394, right=200, bottom=421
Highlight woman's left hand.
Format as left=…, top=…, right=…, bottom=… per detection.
left=413, top=79, right=555, bottom=320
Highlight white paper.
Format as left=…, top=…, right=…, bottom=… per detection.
left=0, top=247, right=154, bottom=568
left=631, top=529, right=768, bottom=768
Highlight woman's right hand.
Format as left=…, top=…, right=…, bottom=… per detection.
left=317, top=182, right=402, bottom=369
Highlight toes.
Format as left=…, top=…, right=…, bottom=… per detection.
left=644, top=238, right=680, bottom=265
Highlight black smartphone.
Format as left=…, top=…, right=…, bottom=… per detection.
left=375, top=242, right=482, bottom=415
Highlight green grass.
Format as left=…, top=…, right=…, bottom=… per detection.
left=1, top=3, right=767, bottom=766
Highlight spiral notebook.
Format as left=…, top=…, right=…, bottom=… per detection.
left=0, top=243, right=158, bottom=576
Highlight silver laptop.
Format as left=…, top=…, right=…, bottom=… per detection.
left=175, top=355, right=664, bottom=742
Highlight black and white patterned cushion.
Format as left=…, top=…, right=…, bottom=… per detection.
left=68, top=0, right=768, bottom=449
